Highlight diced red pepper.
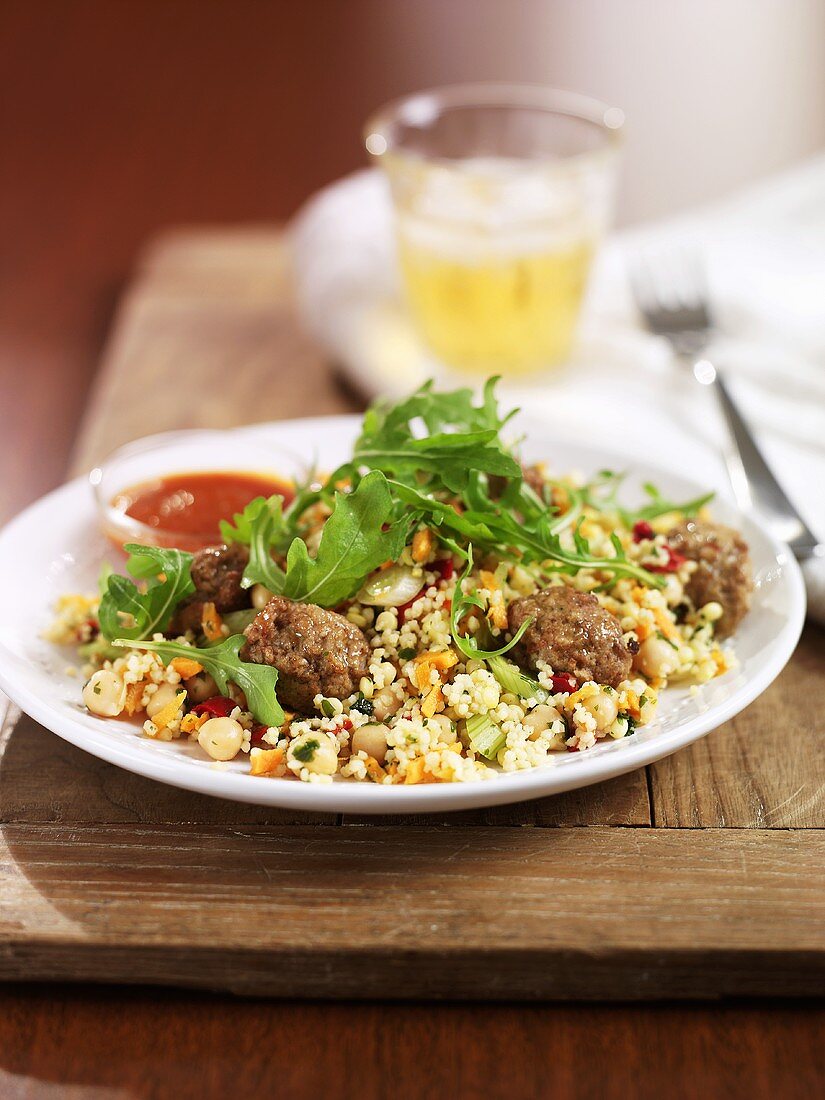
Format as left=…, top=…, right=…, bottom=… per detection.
left=395, top=587, right=426, bottom=622
left=249, top=723, right=270, bottom=748
left=434, top=558, right=455, bottom=582
left=551, top=673, right=578, bottom=694
left=632, top=520, right=655, bottom=542
left=646, top=547, right=687, bottom=574
left=339, top=717, right=353, bottom=732
left=191, top=695, right=236, bottom=719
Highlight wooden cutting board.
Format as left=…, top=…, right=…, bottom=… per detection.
left=2, top=227, right=823, bottom=1000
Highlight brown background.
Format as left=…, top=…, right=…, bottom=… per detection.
left=1, top=3, right=823, bottom=1096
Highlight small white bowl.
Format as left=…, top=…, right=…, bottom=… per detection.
left=90, top=429, right=307, bottom=551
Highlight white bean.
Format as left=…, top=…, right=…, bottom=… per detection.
left=635, top=636, right=678, bottom=679
left=351, top=723, right=390, bottom=764
left=425, top=713, right=454, bottom=740
left=251, top=584, right=273, bottom=611
left=523, top=703, right=564, bottom=739
left=146, top=682, right=183, bottom=719
left=371, top=686, right=402, bottom=721
left=198, top=717, right=244, bottom=761
left=288, top=731, right=339, bottom=775
left=82, top=669, right=127, bottom=717
left=580, top=691, right=619, bottom=731
left=184, top=671, right=219, bottom=703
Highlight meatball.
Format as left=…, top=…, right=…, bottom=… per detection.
left=667, top=519, right=752, bottom=637
left=190, top=543, right=250, bottom=610
left=169, top=543, right=250, bottom=635
left=242, top=595, right=370, bottom=712
left=508, top=586, right=632, bottom=688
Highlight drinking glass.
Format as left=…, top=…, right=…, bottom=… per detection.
left=365, top=84, right=623, bottom=375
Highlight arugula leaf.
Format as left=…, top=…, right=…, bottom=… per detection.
left=620, top=483, right=715, bottom=525
left=449, top=547, right=533, bottom=661
left=582, top=470, right=714, bottom=526
left=98, top=544, right=194, bottom=642
left=220, top=493, right=288, bottom=548
left=115, top=635, right=284, bottom=728
left=232, top=497, right=288, bottom=592
left=354, top=377, right=521, bottom=493
left=281, top=471, right=410, bottom=605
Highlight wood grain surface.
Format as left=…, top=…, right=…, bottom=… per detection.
left=2, top=823, right=824, bottom=999
left=1, top=986, right=822, bottom=1100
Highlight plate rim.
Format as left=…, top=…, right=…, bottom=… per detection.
left=0, top=414, right=807, bottom=814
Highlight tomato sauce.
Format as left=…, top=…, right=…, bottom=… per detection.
left=113, top=471, right=294, bottom=550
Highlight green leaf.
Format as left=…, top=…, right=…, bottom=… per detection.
left=449, top=547, right=533, bottom=661
left=98, top=544, right=194, bottom=642
left=115, top=634, right=284, bottom=728
left=237, top=497, right=287, bottom=592
left=354, top=377, right=521, bottom=494
left=282, top=471, right=410, bottom=605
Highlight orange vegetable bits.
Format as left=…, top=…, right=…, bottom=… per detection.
left=200, top=602, right=224, bottom=642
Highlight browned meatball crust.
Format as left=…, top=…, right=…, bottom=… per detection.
left=242, top=595, right=371, bottom=712
left=667, top=519, right=752, bottom=637
left=169, top=543, right=250, bottom=635
left=508, top=586, right=632, bottom=688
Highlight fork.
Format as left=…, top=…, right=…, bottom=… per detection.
left=629, top=250, right=822, bottom=560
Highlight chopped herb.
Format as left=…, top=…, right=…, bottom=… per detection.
left=350, top=695, right=374, bottom=716
left=319, top=699, right=336, bottom=719
left=398, top=647, right=416, bottom=661
left=292, top=738, right=320, bottom=763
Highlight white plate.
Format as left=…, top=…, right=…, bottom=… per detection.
left=0, top=416, right=806, bottom=814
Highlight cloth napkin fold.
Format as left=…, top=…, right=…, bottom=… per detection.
left=291, top=160, right=825, bottom=624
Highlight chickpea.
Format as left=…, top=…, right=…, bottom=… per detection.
left=635, top=636, right=678, bottom=680
left=251, top=584, right=273, bottom=611
left=82, top=669, right=127, bottom=717
left=523, top=703, right=564, bottom=739
left=146, top=682, right=184, bottom=719
left=579, top=691, right=619, bottom=731
left=371, top=686, right=402, bottom=722
left=198, top=716, right=244, bottom=761
left=351, top=723, right=390, bottom=764
left=425, top=713, right=454, bottom=741
left=287, top=731, right=339, bottom=775
left=184, top=671, right=219, bottom=704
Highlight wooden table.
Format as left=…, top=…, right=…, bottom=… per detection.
left=1, top=4, right=823, bottom=1096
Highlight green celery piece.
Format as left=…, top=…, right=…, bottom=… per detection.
left=465, top=713, right=506, bottom=760
left=486, top=655, right=548, bottom=702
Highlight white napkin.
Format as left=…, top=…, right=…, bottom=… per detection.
left=290, top=162, right=825, bottom=624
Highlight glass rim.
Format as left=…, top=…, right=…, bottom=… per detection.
left=364, top=82, right=624, bottom=164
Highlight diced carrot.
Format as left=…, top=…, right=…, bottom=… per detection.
left=201, top=602, right=223, bottom=642
left=180, top=711, right=208, bottom=736
left=654, top=606, right=680, bottom=642
left=123, top=681, right=145, bottom=716
left=365, top=757, right=386, bottom=782
left=249, top=747, right=286, bottom=777
left=152, top=690, right=187, bottom=730
left=421, top=683, right=443, bottom=718
left=404, top=758, right=426, bottom=785
left=411, top=527, right=434, bottom=563
left=487, top=590, right=508, bottom=631
left=171, top=656, right=204, bottom=678
left=479, top=569, right=499, bottom=591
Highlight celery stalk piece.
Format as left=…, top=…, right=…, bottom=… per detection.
left=465, top=713, right=506, bottom=760
left=486, top=655, right=548, bottom=703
